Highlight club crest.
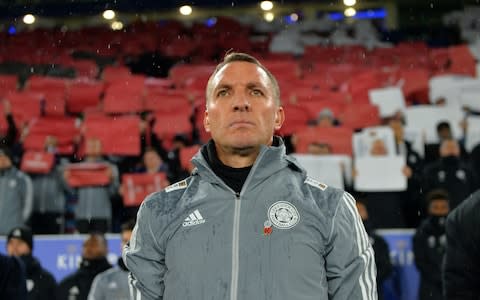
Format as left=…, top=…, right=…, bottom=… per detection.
left=268, top=201, right=300, bottom=229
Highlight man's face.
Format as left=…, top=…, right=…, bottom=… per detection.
left=0, top=154, right=12, bottom=169
left=86, top=139, right=102, bottom=157
left=204, top=61, right=284, bottom=151
left=429, top=199, right=449, bottom=216
left=82, top=234, right=107, bottom=260
left=370, top=139, right=388, bottom=156
left=7, top=238, right=31, bottom=256
left=143, top=150, right=161, bottom=170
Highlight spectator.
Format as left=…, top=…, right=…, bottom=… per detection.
left=29, top=136, right=67, bottom=234
left=6, top=226, right=57, bottom=300
left=0, top=99, right=18, bottom=148
left=356, top=199, right=393, bottom=300
left=0, top=252, right=27, bottom=300
left=424, top=121, right=467, bottom=164
left=443, top=189, right=480, bottom=299
left=388, top=118, right=423, bottom=227
left=124, top=52, right=376, bottom=299
left=88, top=220, right=134, bottom=300
left=422, top=138, right=479, bottom=210
left=135, top=146, right=169, bottom=174
left=64, top=138, right=119, bottom=233
left=0, top=146, right=33, bottom=235
left=315, top=108, right=339, bottom=127
left=413, top=189, right=449, bottom=300
left=57, top=233, right=112, bottom=300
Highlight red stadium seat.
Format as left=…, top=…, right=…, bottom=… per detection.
left=102, top=76, right=145, bottom=114
left=0, top=75, right=18, bottom=98
left=4, top=91, right=43, bottom=125
left=179, top=145, right=201, bottom=172
left=339, top=104, right=380, bottom=130
left=23, top=117, right=79, bottom=154
left=67, top=80, right=104, bottom=114
left=278, top=103, right=311, bottom=136
left=294, top=126, right=354, bottom=155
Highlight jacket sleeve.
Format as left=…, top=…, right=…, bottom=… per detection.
left=123, top=200, right=166, bottom=300
left=443, top=210, right=477, bottom=299
left=87, top=274, right=105, bottom=300
left=20, top=172, right=33, bottom=222
left=413, top=229, right=441, bottom=285
left=325, top=192, right=377, bottom=300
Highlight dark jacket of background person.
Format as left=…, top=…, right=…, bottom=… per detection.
left=422, top=158, right=479, bottom=210
left=413, top=216, right=447, bottom=300
left=366, top=224, right=393, bottom=300
left=20, top=254, right=57, bottom=300
left=56, top=257, right=111, bottom=300
left=0, top=253, right=27, bottom=300
left=443, top=190, right=480, bottom=300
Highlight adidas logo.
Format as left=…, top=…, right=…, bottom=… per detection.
left=182, top=209, right=206, bottom=227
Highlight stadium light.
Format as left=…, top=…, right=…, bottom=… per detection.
left=23, top=14, right=35, bottom=25
left=343, top=0, right=356, bottom=6
left=103, top=10, right=115, bottom=20
left=264, top=12, right=275, bottom=22
left=111, top=21, right=123, bottom=30
left=290, top=13, right=299, bottom=22
left=260, top=1, right=274, bottom=11
left=179, top=5, right=193, bottom=16
left=344, top=7, right=357, bottom=17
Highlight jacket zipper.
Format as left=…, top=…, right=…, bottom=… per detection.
left=230, top=192, right=241, bottom=300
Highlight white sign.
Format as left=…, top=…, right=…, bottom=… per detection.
left=354, top=156, right=407, bottom=192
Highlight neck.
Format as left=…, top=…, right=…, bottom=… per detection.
left=215, top=145, right=260, bottom=168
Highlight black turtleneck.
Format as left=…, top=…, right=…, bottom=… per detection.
left=201, top=138, right=281, bottom=194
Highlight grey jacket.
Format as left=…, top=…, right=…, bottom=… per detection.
left=88, top=265, right=129, bottom=300
left=124, top=142, right=377, bottom=300
left=0, top=167, right=33, bottom=235
left=31, top=166, right=67, bottom=214
left=65, top=160, right=119, bottom=220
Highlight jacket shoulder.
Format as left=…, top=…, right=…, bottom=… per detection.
left=302, top=176, right=346, bottom=217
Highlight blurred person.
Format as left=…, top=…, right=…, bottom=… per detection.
left=0, top=99, right=18, bottom=148
left=424, top=121, right=467, bottom=164
left=64, top=138, right=119, bottom=233
left=443, top=189, right=480, bottom=299
left=29, top=136, right=67, bottom=234
left=0, top=146, right=33, bottom=235
left=88, top=220, right=135, bottom=300
left=315, top=108, right=339, bottom=127
left=0, top=252, right=27, bottom=300
left=124, top=52, right=376, bottom=299
left=136, top=146, right=169, bottom=174
left=6, top=226, right=57, bottom=300
left=388, top=118, right=423, bottom=227
left=57, top=233, right=112, bottom=300
left=356, top=199, right=393, bottom=300
left=413, top=190, right=449, bottom=300
left=422, top=138, right=479, bottom=210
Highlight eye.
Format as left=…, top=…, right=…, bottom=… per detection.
left=251, top=89, right=264, bottom=96
left=216, top=89, right=229, bottom=97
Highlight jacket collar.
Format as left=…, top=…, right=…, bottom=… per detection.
left=191, top=136, right=305, bottom=191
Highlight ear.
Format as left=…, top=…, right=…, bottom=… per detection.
left=274, top=107, right=285, bottom=131
left=203, top=110, right=211, bottom=132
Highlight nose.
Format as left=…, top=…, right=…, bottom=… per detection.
left=232, top=95, right=251, bottom=112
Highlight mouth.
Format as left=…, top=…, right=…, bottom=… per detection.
left=229, top=121, right=254, bottom=128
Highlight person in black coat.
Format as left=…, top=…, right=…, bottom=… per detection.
left=422, top=138, right=479, bottom=210
left=443, top=189, right=480, bottom=299
left=57, top=233, right=111, bottom=300
left=6, top=226, right=57, bottom=300
left=356, top=198, right=393, bottom=300
left=0, top=252, right=27, bottom=300
left=413, top=189, right=450, bottom=300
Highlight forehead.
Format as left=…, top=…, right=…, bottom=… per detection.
left=211, top=61, right=271, bottom=88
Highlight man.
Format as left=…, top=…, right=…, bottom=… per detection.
left=356, top=199, right=393, bottom=300
left=443, top=189, right=480, bottom=299
left=88, top=220, right=134, bottom=300
left=124, top=52, right=376, bottom=299
left=0, top=252, right=27, bottom=300
left=63, top=138, right=119, bottom=233
left=422, top=138, right=479, bottom=210
left=413, top=190, right=449, bottom=300
left=0, top=146, right=33, bottom=235
left=6, top=226, right=57, bottom=300
left=57, top=233, right=111, bottom=300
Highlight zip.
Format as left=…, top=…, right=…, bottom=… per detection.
left=230, top=192, right=241, bottom=300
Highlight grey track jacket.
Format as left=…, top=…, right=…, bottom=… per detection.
left=88, top=266, right=129, bottom=300
left=0, top=167, right=33, bottom=235
left=124, top=141, right=377, bottom=300
left=31, top=166, right=67, bottom=214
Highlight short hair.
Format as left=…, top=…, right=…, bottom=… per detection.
left=205, top=52, right=281, bottom=107
left=426, top=189, right=449, bottom=205
left=121, top=219, right=136, bottom=233
left=436, top=121, right=451, bottom=132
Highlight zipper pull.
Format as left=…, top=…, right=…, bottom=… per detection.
left=235, top=192, right=240, bottom=199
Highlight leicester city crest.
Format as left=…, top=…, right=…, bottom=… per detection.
left=268, top=201, right=300, bottom=229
